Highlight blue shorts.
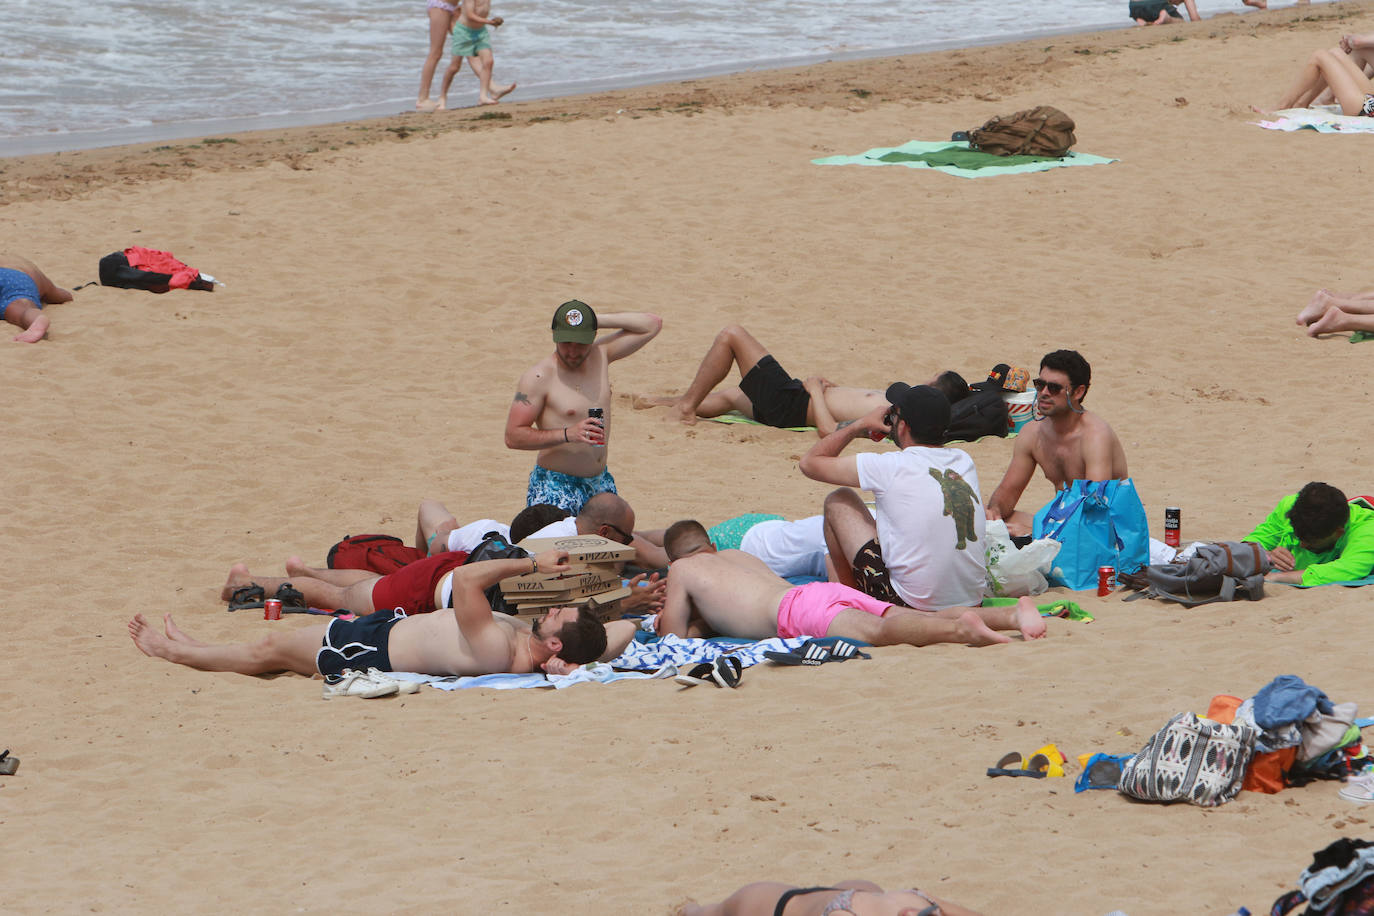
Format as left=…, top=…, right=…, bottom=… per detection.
left=0, top=268, right=41, bottom=319
left=316, top=609, right=406, bottom=677
left=451, top=23, right=491, bottom=56
left=526, top=465, right=617, bottom=515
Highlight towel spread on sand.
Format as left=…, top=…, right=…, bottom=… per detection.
left=1351, top=331, right=1374, bottom=343
left=813, top=140, right=1117, bottom=178
left=707, top=410, right=1017, bottom=443
left=1280, top=574, right=1374, bottom=588
left=1254, top=106, right=1374, bottom=133
left=386, top=633, right=809, bottom=691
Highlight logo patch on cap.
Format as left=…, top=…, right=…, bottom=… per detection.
left=565, top=309, right=584, bottom=327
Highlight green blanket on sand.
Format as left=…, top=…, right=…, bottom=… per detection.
left=1352, top=331, right=1374, bottom=343
left=813, top=140, right=1117, bottom=178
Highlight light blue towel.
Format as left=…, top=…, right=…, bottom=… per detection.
left=813, top=139, right=1116, bottom=179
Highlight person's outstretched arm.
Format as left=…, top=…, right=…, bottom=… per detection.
left=986, top=432, right=1038, bottom=521
left=596, top=311, right=663, bottom=362
left=799, top=405, right=886, bottom=487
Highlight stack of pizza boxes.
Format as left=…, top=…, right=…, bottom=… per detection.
left=502, top=534, right=636, bottom=621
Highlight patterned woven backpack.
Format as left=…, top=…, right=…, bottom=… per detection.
left=1118, top=712, right=1256, bottom=807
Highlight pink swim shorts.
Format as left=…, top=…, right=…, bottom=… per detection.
left=775, top=581, right=893, bottom=639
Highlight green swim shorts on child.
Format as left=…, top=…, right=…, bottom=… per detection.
left=451, top=23, right=492, bottom=57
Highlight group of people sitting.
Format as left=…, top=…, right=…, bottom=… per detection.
left=130, top=300, right=1372, bottom=705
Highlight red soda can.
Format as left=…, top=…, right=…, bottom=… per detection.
left=1164, top=507, right=1181, bottom=548
left=264, top=598, right=282, bottom=621
left=1097, top=566, right=1115, bottom=597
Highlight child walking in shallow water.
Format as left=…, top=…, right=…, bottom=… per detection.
left=417, top=0, right=461, bottom=111
left=438, top=0, right=516, bottom=108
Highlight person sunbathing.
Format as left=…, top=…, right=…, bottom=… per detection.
left=1267, top=45, right=1374, bottom=117
left=0, top=253, right=73, bottom=343
left=655, top=531, right=1044, bottom=646
left=1296, top=288, right=1374, bottom=337
left=633, top=323, right=968, bottom=437
left=132, top=549, right=619, bottom=690
left=679, top=878, right=982, bottom=916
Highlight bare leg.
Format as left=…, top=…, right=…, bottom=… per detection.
left=673, top=325, right=773, bottom=425
left=1275, top=49, right=1374, bottom=114
left=283, top=556, right=376, bottom=586
left=129, top=613, right=327, bottom=676
left=831, top=607, right=1011, bottom=647
left=0, top=255, right=73, bottom=304
left=1178, top=0, right=1199, bottom=20
left=632, top=388, right=753, bottom=419
left=438, top=56, right=463, bottom=110
left=416, top=498, right=459, bottom=551
left=221, top=563, right=378, bottom=614
left=1309, top=306, right=1374, bottom=335
left=417, top=6, right=452, bottom=109
left=929, top=596, right=1047, bottom=639
left=821, top=488, right=878, bottom=591
left=471, top=49, right=515, bottom=105
left=4, top=299, right=50, bottom=343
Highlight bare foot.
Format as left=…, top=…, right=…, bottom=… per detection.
left=163, top=613, right=207, bottom=646
left=284, top=556, right=311, bottom=577
left=221, top=562, right=253, bottom=601
left=416, top=98, right=439, bottom=112
left=1298, top=289, right=1333, bottom=325
left=129, top=613, right=177, bottom=660
left=435, top=97, right=449, bottom=111
left=13, top=313, right=49, bottom=343
left=1308, top=305, right=1355, bottom=336
left=1015, top=597, right=1048, bottom=640
left=955, top=610, right=1012, bottom=646
left=1242, top=0, right=1267, bottom=8
left=671, top=401, right=700, bottom=427
left=631, top=393, right=678, bottom=410
left=493, top=82, right=516, bottom=101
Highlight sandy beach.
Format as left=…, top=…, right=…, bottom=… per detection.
left=4, top=3, right=1374, bottom=912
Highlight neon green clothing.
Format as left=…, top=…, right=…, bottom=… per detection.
left=1244, top=494, right=1374, bottom=585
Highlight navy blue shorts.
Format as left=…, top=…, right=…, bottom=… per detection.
left=316, top=609, right=406, bottom=677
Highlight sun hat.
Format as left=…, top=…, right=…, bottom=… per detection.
left=552, top=300, right=598, bottom=344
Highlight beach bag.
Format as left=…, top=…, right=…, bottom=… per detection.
left=1124, top=541, right=1271, bottom=607
left=945, top=389, right=1010, bottom=441
left=98, top=248, right=214, bottom=293
left=984, top=519, right=1060, bottom=597
left=463, top=533, right=531, bottom=616
left=968, top=106, right=1077, bottom=157
left=1118, top=712, right=1256, bottom=807
left=1033, top=479, right=1149, bottom=590
left=326, top=534, right=426, bottom=574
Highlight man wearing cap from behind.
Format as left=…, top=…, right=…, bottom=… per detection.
left=799, top=384, right=1011, bottom=620
left=505, top=300, right=661, bottom=514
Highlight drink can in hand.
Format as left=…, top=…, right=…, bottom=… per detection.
left=588, top=407, right=605, bottom=447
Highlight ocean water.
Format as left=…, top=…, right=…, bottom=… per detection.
left=1, top=0, right=1282, bottom=153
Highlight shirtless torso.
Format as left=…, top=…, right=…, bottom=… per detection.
left=457, top=0, right=495, bottom=29
left=511, top=348, right=612, bottom=478
left=388, top=608, right=531, bottom=676
left=808, top=386, right=887, bottom=429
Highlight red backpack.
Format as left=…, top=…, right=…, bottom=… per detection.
left=326, top=534, right=426, bottom=574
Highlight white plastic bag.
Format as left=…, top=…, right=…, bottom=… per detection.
left=984, top=519, right=1061, bottom=597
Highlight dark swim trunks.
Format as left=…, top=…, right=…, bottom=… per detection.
left=1128, top=0, right=1181, bottom=19
left=370, top=551, right=469, bottom=614
left=851, top=538, right=903, bottom=605
left=739, top=354, right=812, bottom=428
left=316, top=609, right=406, bottom=677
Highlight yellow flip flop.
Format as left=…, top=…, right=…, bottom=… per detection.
left=1028, top=743, right=1067, bottom=778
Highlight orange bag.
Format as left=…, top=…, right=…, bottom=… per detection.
left=1207, top=694, right=1294, bottom=794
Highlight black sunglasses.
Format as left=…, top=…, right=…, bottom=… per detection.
left=602, top=523, right=634, bottom=545
left=1032, top=378, right=1066, bottom=395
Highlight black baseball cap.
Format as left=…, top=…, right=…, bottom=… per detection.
left=884, top=383, right=951, bottom=444
left=552, top=300, right=598, bottom=344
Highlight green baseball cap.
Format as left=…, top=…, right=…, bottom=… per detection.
left=551, top=300, right=598, bottom=344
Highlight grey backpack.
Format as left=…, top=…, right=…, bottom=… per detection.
left=1123, top=541, right=1271, bottom=607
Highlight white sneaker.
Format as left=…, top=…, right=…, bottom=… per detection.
left=322, top=668, right=400, bottom=699
left=366, top=667, right=421, bottom=695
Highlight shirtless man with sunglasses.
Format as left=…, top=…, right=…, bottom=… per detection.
left=984, top=349, right=1128, bottom=537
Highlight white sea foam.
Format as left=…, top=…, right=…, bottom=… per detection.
left=0, top=0, right=1305, bottom=152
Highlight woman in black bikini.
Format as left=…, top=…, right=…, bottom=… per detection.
left=679, top=879, right=982, bottom=916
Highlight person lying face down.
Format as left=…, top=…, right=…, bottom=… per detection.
left=679, top=877, right=983, bottom=916
left=655, top=528, right=1047, bottom=647
left=133, top=549, right=623, bottom=684
left=1245, top=482, right=1374, bottom=586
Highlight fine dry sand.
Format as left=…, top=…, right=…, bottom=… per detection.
left=3, top=4, right=1374, bottom=912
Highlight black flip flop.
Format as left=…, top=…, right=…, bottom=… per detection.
left=764, top=640, right=832, bottom=666
left=227, top=583, right=265, bottom=611
left=273, top=583, right=309, bottom=611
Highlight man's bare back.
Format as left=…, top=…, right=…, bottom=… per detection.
left=669, top=550, right=792, bottom=639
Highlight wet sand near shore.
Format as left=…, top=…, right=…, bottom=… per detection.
left=3, top=2, right=1374, bottom=913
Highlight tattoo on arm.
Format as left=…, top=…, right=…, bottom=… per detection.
left=836, top=419, right=854, bottom=429
left=513, top=391, right=530, bottom=404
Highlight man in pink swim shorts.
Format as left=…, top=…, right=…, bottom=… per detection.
left=655, top=524, right=1046, bottom=647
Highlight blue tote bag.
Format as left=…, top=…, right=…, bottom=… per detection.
left=1033, top=479, right=1149, bottom=591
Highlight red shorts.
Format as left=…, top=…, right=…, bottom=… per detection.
left=369, top=552, right=468, bottom=614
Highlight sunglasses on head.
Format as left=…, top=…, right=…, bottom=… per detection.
left=1032, top=378, right=1066, bottom=395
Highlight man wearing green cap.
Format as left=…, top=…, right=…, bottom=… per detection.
left=504, top=300, right=661, bottom=514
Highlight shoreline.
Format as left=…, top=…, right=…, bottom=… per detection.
left=0, top=2, right=1329, bottom=161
